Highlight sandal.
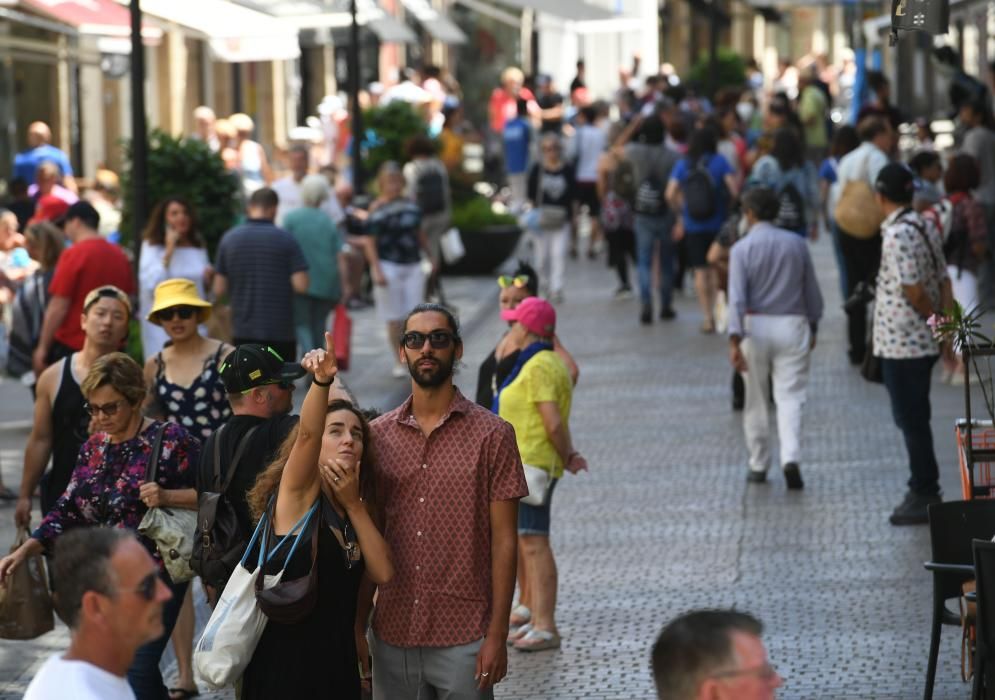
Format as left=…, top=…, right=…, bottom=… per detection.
left=168, top=688, right=200, bottom=700
left=507, top=622, right=531, bottom=645
left=513, top=628, right=561, bottom=652
left=509, top=604, right=531, bottom=627
left=700, top=320, right=716, bottom=335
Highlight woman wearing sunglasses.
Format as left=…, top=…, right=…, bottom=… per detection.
left=139, top=197, right=212, bottom=360
left=0, top=352, right=201, bottom=700
left=142, top=278, right=231, bottom=700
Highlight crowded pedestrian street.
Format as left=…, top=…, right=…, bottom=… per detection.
left=0, top=239, right=976, bottom=699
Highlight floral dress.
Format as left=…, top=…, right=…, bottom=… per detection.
left=33, top=421, right=201, bottom=568
left=154, top=344, right=231, bottom=442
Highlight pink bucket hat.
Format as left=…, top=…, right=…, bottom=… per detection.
left=500, top=297, right=556, bottom=337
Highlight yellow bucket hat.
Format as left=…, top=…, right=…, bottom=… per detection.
left=147, top=278, right=212, bottom=325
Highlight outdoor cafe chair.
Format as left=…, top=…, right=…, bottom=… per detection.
left=924, top=500, right=995, bottom=700
left=973, top=539, right=995, bottom=699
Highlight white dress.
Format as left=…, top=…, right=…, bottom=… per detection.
left=138, top=241, right=211, bottom=360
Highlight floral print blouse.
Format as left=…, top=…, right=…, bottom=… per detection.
left=33, top=420, right=201, bottom=566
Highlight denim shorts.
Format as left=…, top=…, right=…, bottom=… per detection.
left=518, top=478, right=558, bottom=536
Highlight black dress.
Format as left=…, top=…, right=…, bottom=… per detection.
left=475, top=347, right=521, bottom=409
left=242, top=502, right=365, bottom=699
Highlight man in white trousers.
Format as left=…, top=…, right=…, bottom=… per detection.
left=728, top=187, right=824, bottom=489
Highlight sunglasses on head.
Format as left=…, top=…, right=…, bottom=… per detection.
left=155, top=305, right=198, bottom=322
left=498, top=275, right=530, bottom=289
left=84, top=399, right=129, bottom=417
left=402, top=331, right=456, bottom=350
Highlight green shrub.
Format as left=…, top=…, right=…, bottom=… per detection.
left=686, top=48, right=747, bottom=99
left=361, top=101, right=431, bottom=187
left=121, top=130, right=241, bottom=257
left=452, top=195, right=517, bottom=231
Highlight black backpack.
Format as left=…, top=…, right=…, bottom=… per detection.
left=634, top=171, right=667, bottom=216
left=416, top=168, right=446, bottom=215
left=684, top=157, right=718, bottom=221
left=190, top=424, right=260, bottom=589
left=775, top=179, right=807, bottom=233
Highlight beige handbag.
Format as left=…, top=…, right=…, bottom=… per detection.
left=834, top=151, right=884, bottom=239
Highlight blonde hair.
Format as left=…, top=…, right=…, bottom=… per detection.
left=25, top=221, right=65, bottom=271
left=229, top=113, right=254, bottom=134
left=80, top=352, right=146, bottom=406
left=501, top=66, right=524, bottom=86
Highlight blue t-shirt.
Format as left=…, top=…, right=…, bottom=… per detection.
left=13, top=145, right=73, bottom=184
left=818, top=157, right=838, bottom=184
left=670, top=153, right=733, bottom=234
left=503, top=118, right=531, bottom=175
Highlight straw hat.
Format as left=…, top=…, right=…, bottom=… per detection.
left=147, top=278, right=212, bottom=325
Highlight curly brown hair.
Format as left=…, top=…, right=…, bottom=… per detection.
left=141, top=197, right=204, bottom=247
left=247, top=400, right=376, bottom=521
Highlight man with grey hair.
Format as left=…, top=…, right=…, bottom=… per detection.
left=651, top=609, right=782, bottom=700
left=728, top=187, right=823, bottom=489
left=24, top=528, right=172, bottom=699
left=272, top=144, right=312, bottom=226
left=191, top=106, right=219, bottom=152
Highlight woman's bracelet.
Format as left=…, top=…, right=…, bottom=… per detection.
left=313, top=376, right=334, bottom=387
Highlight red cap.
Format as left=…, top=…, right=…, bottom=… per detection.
left=29, top=195, right=70, bottom=225
left=500, top=296, right=556, bottom=337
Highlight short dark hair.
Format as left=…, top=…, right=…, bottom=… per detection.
left=866, top=70, right=889, bottom=94
left=248, top=187, right=279, bottom=210
left=857, top=116, right=889, bottom=143
left=771, top=128, right=804, bottom=170
left=908, top=150, right=941, bottom=176
left=511, top=260, right=539, bottom=295
left=406, top=134, right=438, bottom=159
left=741, top=186, right=781, bottom=222
left=945, top=153, right=981, bottom=193
left=651, top=609, right=764, bottom=700
left=830, top=125, right=860, bottom=159
left=65, top=201, right=100, bottom=230
left=53, top=527, right=132, bottom=629
left=402, top=303, right=462, bottom=344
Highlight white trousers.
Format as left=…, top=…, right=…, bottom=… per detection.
left=740, top=314, right=812, bottom=472
left=532, top=223, right=569, bottom=295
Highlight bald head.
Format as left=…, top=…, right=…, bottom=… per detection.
left=28, top=122, right=51, bottom=148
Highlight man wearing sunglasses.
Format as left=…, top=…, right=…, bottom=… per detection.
left=361, top=303, right=527, bottom=699
left=24, top=528, right=172, bottom=700
left=16, top=286, right=131, bottom=530
left=651, top=609, right=783, bottom=700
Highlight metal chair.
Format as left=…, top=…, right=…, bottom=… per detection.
left=924, top=500, right=995, bottom=700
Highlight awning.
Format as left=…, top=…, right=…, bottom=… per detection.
left=232, top=0, right=418, bottom=44
left=397, top=0, right=467, bottom=44
left=455, top=0, right=642, bottom=33
left=19, top=0, right=161, bottom=40
left=488, top=0, right=616, bottom=22
left=125, top=0, right=300, bottom=62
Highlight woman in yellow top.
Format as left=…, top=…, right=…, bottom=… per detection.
left=495, top=297, right=587, bottom=652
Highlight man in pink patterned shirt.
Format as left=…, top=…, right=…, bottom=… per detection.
left=358, top=303, right=527, bottom=699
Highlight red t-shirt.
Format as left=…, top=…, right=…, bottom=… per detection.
left=488, top=87, right=536, bottom=133
left=49, top=237, right=135, bottom=350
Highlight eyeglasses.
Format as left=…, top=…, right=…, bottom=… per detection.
left=497, top=275, right=530, bottom=289
left=402, top=331, right=456, bottom=350
left=155, top=305, right=198, bottom=322
left=115, top=572, right=160, bottom=601
left=712, top=663, right=780, bottom=683
left=84, top=399, right=129, bottom=417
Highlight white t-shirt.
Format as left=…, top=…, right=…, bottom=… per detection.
left=25, top=655, right=136, bottom=700
left=272, top=176, right=303, bottom=226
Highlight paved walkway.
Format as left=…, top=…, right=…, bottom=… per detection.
left=0, top=235, right=979, bottom=699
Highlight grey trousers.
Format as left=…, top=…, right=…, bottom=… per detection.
left=370, top=631, right=493, bottom=700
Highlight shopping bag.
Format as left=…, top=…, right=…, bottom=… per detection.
left=333, top=304, right=352, bottom=371
left=521, top=464, right=552, bottom=507
left=0, top=528, right=53, bottom=640
left=193, top=505, right=312, bottom=689
left=440, top=227, right=466, bottom=265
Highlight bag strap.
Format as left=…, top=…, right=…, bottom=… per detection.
left=213, top=424, right=261, bottom=493
left=898, top=209, right=940, bottom=273
left=144, top=423, right=169, bottom=483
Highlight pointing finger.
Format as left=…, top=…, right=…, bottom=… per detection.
left=325, top=331, right=335, bottom=355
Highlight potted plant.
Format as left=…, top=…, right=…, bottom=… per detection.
left=443, top=195, right=521, bottom=275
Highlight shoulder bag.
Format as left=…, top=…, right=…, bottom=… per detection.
left=834, top=149, right=885, bottom=239
left=0, top=527, right=53, bottom=639
left=138, top=424, right=199, bottom=583
left=255, top=496, right=321, bottom=624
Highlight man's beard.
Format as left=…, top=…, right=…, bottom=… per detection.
left=407, top=354, right=455, bottom=388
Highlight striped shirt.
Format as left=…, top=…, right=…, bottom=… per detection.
left=215, top=219, right=308, bottom=342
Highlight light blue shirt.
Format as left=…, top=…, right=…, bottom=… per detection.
left=728, top=221, right=824, bottom=338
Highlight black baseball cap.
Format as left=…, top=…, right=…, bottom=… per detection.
left=220, top=344, right=305, bottom=394
left=875, top=163, right=916, bottom=205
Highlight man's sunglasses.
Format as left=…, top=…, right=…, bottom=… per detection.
left=402, top=331, right=456, bottom=350
left=84, top=399, right=128, bottom=417
left=498, top=275, right=530, bottom=289
left=114, top=572, right=159, bottom=601
left=155, top=305, right=198, bottom=322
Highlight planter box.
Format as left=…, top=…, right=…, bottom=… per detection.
left=442, top=225, right=523, bottom=276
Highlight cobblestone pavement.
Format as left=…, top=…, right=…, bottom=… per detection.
left=0, top=236, right=979, bottom=699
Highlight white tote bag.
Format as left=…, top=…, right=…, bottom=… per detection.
left=193, top=504, right=313, bottom=689
left=440, top=227, right=466, bottom=265
left=521, top=464, right=552, bottom=507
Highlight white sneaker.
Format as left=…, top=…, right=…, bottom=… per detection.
left=391, top=364, right=408, bottom=379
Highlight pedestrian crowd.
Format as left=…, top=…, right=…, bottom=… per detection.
left=0, top=46, right=992, bottom=700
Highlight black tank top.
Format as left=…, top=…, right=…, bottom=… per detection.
left=45, top=355, right=88, bottom=512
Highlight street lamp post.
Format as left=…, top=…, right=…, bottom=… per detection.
left=129, top=0, right=148, bottom=266
left=349, top=0, right=364, bottom=193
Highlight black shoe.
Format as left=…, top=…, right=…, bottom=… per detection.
left=660, top=307, right=677, bottom=320
left=746, top=470, right=767, bottom=484
left=783, top=463, right=804, bottom=490
left=889, top=491, right=942, bottom=526
left=640, top=305, right=652, bottom=325
left=732, top=373, right=745, bottom=411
